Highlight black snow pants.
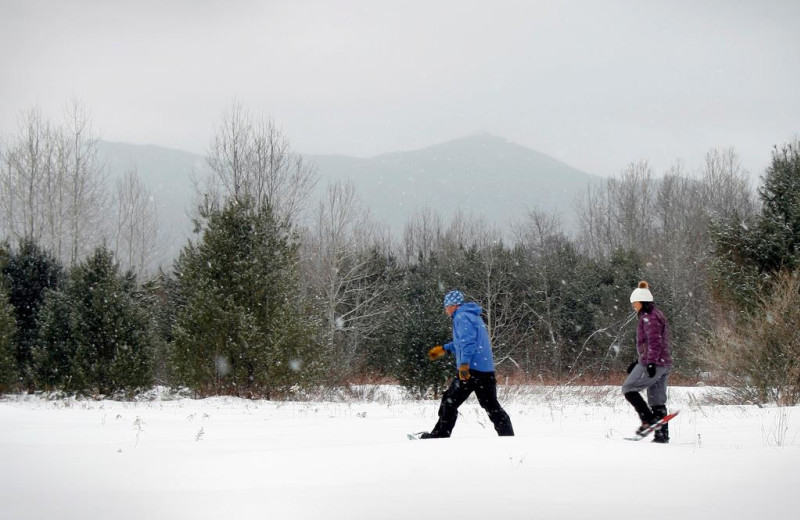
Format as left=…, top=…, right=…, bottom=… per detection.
left=429, top=370, right=514, bottom=438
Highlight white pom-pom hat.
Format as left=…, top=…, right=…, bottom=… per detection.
left=629, top=281, right=654, bottom=303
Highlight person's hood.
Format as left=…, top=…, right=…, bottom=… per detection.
left=455, top=302, right=482, bottom=317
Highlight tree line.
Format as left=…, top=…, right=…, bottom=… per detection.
left=1, top=101, right=798, bottom=403
left=0, top=99, right=160, bottom=279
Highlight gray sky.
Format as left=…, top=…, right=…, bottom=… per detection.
left=1, top=0, right=798, bottom=179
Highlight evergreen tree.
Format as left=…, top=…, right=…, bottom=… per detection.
left=711, top=140, right=800, bottom=309
left=534, top=238, right=585, bottom=377
left=2, top=239, right=63, bottom=388
left=586, top=249, right=648, bottom=375
left=32, top=286, right=74, bottom=390
left=140, top=270, right=180, bottom=386
left=35, top=246, right=154, bottom=395
left=709, top=217, right=762, bottom=310
left=389, top=254, right=451, bottom=397
left=349, top=248, right=405, bottom=379
left=510, top=236, right=597, bottom=378
left=170, top=198, right=321, bottom=397
left=753, top=141, right=800, bottom=274
left=0, top=284, right=16, bottom=392
left=0, top=244, right=14, bottom=390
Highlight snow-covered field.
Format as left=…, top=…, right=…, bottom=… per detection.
left=2, top=385, right=798, bottom=520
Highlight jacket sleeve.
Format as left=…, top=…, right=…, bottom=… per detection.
left=454, top=313, right=478, bottom=366
left=443, top=342, right=454, bottom=353
left=641, top=313, right=664, bottom=364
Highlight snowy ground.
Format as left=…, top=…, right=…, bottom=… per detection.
left=2, top=385, right=799, bottom=520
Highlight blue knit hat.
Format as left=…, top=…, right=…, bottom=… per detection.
left=443, top=290, right=464, bottom=307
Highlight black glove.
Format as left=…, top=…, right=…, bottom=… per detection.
left=647, top=363, right=656, bottom=378
left=626, top=361, right=637, bottom=374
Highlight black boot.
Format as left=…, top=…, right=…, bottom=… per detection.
left=624, top=391, right=656, bottom=427
left=651, top=405, right=669, bottom=444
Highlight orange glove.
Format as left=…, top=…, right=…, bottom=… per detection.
left=458, top=364, right=471, bottom=381
left=428, top=345, right=446, bottom=361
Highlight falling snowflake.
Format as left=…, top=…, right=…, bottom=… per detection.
left=215, top=356, right=231, bottom=377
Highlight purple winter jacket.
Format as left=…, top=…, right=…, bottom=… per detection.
left=636, top=305, right=673, bottom=367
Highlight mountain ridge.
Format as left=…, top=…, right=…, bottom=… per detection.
left=306, top=133, right=602, bottom=232
left=96, top=134, right=602, bottom=262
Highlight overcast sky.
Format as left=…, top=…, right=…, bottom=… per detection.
left=1, top=0, right=798, bottom=179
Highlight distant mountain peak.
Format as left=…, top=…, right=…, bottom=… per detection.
left=310, top=134, right=603, bottom=232
left=371, top=133, right=573, bottom=173
left=389, top=132, right=513, bottom=154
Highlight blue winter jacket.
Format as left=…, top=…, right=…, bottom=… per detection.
left=443, top=302, right=495, bottom=372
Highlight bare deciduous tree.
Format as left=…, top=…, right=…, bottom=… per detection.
left=509, top=209, right=572, bottom=374
left=42, top=126, right=70, bottom=260
left=512, top=208, right=563, bottom=253
left=1, top=101, right=107, bottom=267
left=112, top=167, right=161, bottom=278
left=302, top=181, right=392, bottom=376
left=202, top=101, right=317, bottom=225
left=62, top=97, right=108, bottom=266
left=1, top=108, right=51, bottom=242
left=402, top=207, right=443, bottom=264
left=576, top=160, right=656, bottom=259
left=698, top=148, right=757, bottom=221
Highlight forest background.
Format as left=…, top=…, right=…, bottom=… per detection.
left=1, top=101, right=798, bottom=405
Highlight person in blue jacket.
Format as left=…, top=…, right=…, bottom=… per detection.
left=419, top=290, right=514, bottom=438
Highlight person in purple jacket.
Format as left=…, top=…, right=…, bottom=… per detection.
left=418, top=290, right=514, bottom=439
left=622, top=281, right=673, bottom=443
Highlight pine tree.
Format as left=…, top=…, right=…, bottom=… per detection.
left=34, top=246, right=153, bottom=395
left=0, top=284, right=16, bottom=392
left=711, top=140, right=800, bottom=309
left=140, top=270, right=179, bottom=386
left=33, top=289, right=72, bottom=390
left=170, top=198, right=321, bottom=397
left=2, top=239, right=63, bottom=388
left=754, top=141, right=800, bottom=274
left=708, top=217, right=762, bottom=310
left=389, top=254, right=451, bottom=397
left=589, top=249, right=648, bottom=374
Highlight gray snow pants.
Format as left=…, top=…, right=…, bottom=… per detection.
left=621, top=363, right=671, bottom=406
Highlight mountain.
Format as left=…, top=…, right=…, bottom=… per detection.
left=95, top=134, right=602, bottom=265
left=309, top=133, right=602, bottom=233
